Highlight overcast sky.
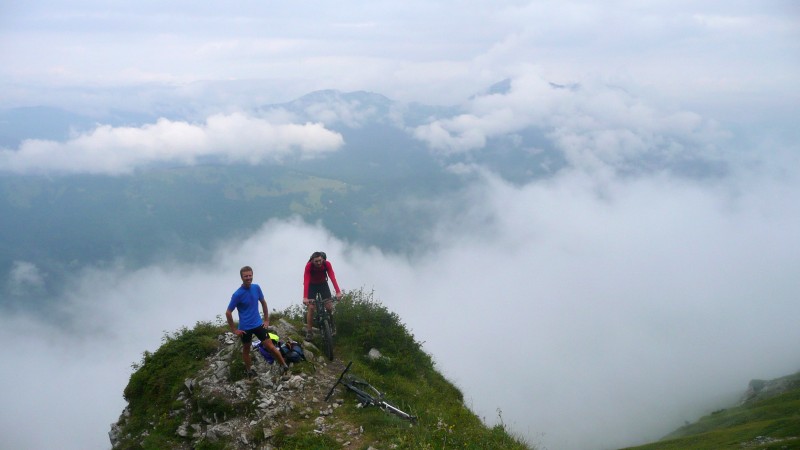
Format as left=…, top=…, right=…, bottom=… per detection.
left=1, top=1, right=798, bottom=114
left=1, top=1, right=799, bottom=449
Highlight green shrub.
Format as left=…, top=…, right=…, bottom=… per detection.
left=124, top=321, right=221, bottom=407
left=195, top=392, right=241, bottom=420
left=335, top=288, right=434, bottom=377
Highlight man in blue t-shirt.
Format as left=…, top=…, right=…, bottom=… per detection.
left=226, top=265, right=289, bottom=377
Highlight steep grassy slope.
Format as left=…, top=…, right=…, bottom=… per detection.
left=622, top=373, right=800, bottom=449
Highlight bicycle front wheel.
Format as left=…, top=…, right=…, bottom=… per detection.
left=321, top=319, right=334, bottom=361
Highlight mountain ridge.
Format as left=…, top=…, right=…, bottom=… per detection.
left=623, top=372, right=800, bottom=449
left=110, top=290, right=531, bottom=449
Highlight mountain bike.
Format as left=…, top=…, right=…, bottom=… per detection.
left=312, top=292, right=335, bottom=361
left=325, top=361, right=417, bottom=423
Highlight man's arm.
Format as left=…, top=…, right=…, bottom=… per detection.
left=260, top=298, right=269, bottom=327
left=302, top=262, right=311, bottom=304
left=326, top=261, right=342, bottom=297
left=225, top=309, right=242, bottom=335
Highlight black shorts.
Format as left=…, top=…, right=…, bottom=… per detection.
left=306, top=282, right=332, bottom=301
left=240, top=325, right=268, bottom=344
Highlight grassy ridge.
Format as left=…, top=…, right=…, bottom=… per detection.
left=117, top=289, right=531, bottom=449
left=622, top=373, right=800, bottom=449
left=120, top=322, right=224, bottom=448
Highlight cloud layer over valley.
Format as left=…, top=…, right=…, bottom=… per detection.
left=1, top=152, right=799, bottom=449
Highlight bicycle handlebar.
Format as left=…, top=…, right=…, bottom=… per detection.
left=325, top=361, right=353, bottom=402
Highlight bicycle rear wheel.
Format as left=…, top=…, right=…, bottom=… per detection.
left=321, top=319, right=334, bottom=361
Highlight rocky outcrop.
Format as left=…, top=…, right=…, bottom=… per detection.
left=110, top=319, right=365, bottom=449
left=741, top=371, right=800, bottom=404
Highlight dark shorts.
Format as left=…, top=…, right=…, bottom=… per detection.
left=306, top=282, right=332, bottom=301
left=240, top=325, right=268, bottom=344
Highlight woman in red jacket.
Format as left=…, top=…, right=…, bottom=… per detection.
left=302, top=251, right=342, bottom=340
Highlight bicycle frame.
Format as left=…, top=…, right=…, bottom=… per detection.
left=312, top=293, right=334, bottom=327
left=326, top=361, right=417, bottom=423
left=312, top=293, right=335, bottom=360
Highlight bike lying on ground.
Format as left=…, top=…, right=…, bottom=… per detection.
left=312, top=292, right=336, bottom=361
left=325, top=361, right=417, bottom=423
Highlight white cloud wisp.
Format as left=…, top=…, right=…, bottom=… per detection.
left=0, top=113, right=344, bottom=175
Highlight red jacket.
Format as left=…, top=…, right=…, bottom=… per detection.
left=303, top=260, right=341, bottom=298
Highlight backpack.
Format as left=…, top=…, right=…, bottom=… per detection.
left=256, top=342, right=275, bottom=364
left=254, top=332, right=281, bottom=364
left=280, top=340, right=306, bottom=363
left=254, top=336, right=306, bottom=364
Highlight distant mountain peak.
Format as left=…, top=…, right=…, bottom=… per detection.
left=288, top=89, right=393, bottom=107
left=468, top=78, right=512, bottom=100
left=486, top=78, right=512, bottom=95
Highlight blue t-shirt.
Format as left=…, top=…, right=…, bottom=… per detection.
left=227, top=284, right=265, bottom=330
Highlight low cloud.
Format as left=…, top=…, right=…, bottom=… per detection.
left=298, top=92, right=388, bottom=128
left=409, top=168, right=800, bottom=449
left=412, top=72, right=728, bottom=174
left=1, top=151, right=799, bottom=449
left=0, top=113, right=344, bottom=175
left=9, top=261, right=43, bottom=286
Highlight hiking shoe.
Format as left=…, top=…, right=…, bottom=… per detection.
left=280, top=364, right=290, bottom=375
left=304, top=329, right=314, bottom=340
left=246, top=368, right=258, bottom=379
